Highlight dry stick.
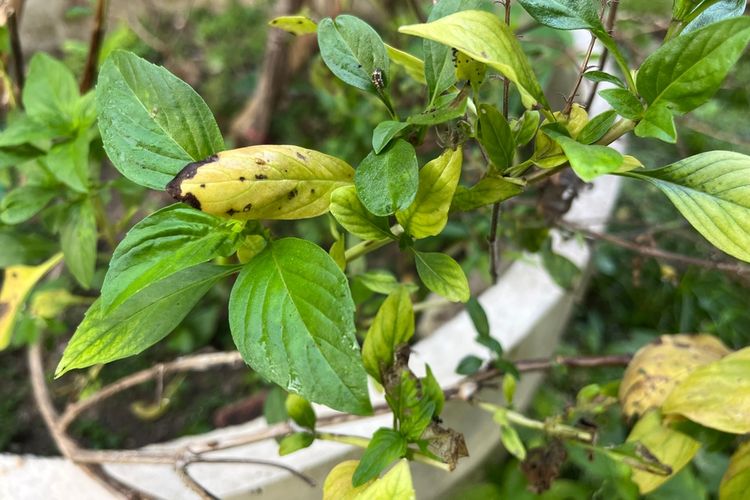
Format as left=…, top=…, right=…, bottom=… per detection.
left=488, top=0, right=513, bottom=282
left=80, top=0, right=108, bottom=93
left=584, top=0, right=621, bottom=111
left=559, top=220, right=750, bottom=278
left=563, top=34, right=598, bottom=115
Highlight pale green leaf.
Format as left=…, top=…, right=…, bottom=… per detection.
left=720, top=441, right=750, bottom=500
left=23, top=53, right=79, bottom=133
left=451, top=176, right=524, bottom=211
left=385, top=45, right=425, bottom=84
left=625, top=151, right=750, bottom=263
left=61, top=198, right=97, bottom=289
left=543, top=124, right=623, bottom=182
left=0, top=186, right=56, bottom=225
left=97, top=50, right=224, bottom=190
left=493, top=410, right=526, bottom=460
left=397, top=147, right=462, bottom=239
left=56, top=264, right=236, bottom=376
left=400, top=10, right=548, bottom=109
left=362, top=287, right=414, bottom=382
left=229, top=238, right=371, bottom=415
left=414, top=250, right=470, bottom=302
left=285, top=394, right=316, bottom=429
left=279, top=432, right=315, bottom=456
left=330, top=186, right=393, bottom=241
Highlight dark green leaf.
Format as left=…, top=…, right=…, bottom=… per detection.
left=598, top=88, right=644, bottom=120
left=0, top=144, right=45, bottom=169
left=61, top=198, right=97, bottom=289
left=577, top=110, right=617, bottom=145
left=101, top=204, right=241, bottom=312
left=355, top=139, right=418, bottom=216
left=279, top=432, right=315, bottom=456
left=414, top=250, right=470, bottom=302
left=391, top=371, right=435, bottom=441
left=285, top=394, right=316, bottom=430
left=229, top=238, right=371, bottom=415
left=451, top=176, right=524, bottom=211
left=407, top=94, right=467, bottom=125
left=683, top=0, right=746, bottom=34
left=97, top=51, right=224, bottom=190
left=0, top=229, right=54, bottom=267
left=583, top=70, right=625, bottom=88
left=0, top=186, right=56, bottom=225
left=541, top=239, right=581, bottom=289
left=22, top=53, right=79, bottom=133
left=512, top=110, right=540, bottom=147
left=317, top=15, right=390, bottom=94
left=477, top=104, right=515, bottom=172
left=263, top=386, right=288, bottom=425
left=372, top=121, right=410, bottom=154
left=466, top=297, right=489, bottom=338
left=422, top=365, right=445, bottom=417
left=353, top=428, right=408, bottom=486
left=56, top=264, right=237, bottom=376
left=456, top=355, right=483, bottom=375
left=543, top=124, right=623, bottom=182
left=516, top=0, right=604, bottom=32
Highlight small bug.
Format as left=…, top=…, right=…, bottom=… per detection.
left=371, top=68, right=386, bottom=91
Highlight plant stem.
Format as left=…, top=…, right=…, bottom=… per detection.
left=80, top=0, right=108, bottom=93
left=477, top=402, right=595, bottom=443
left=7, top=6, right=24, bottom=104
left=344, top=226, right=403, bottom=262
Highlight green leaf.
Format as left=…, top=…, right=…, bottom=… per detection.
left=0, top=115, right=59, bottom=147
left=540, top=239, right=581, bottom=289
left=101, top=204, right=241, bottom=312
left=477, top=104, right=514, bottom=172
left=362, top=287, right=415, bottom=382
left=329, top=237, right=346, bottom=271
left=97, top=50, right=224, bottom=190
left=683, top=0, right=746, bottom=34
left=451, top=176, right=524, bottom=211
left=330, top=186, right=393, bottom=241
left=353, top=428, right=408, bottom=487
left=577, top=110, right=617, bottom=145
left=0, top=186, right=56, bottom=224
left=390, top=371, right=435, bottom=441
left=355, top=139, right=418, bottom=217
left=279, top=432, right=315, bottom=456
left=583, top=70, right=625, bottom=88
left=400, top=10, right=548, bottom=109
left=414, top=250, right=469, bottom=302
left=46, top=131, right=90, bottom=192
left=317, top=15, right=390, bottom=94
left=23, top=53, right=79, bottom=133
left=422, top=365, right=445, bottom=417
left=456, top=354, right=483, bottom=375
left=466, top=297, right=489, bottom=338
left=634, top=103, right=677, bottom=143
left=625, top=151, right=750, bottom=263
left=61, top=198, right=97, bottom=289
left=56, top=264, right=236, bottom=376
left=516, top=0, right=603, bottom=31
left=543, top=124, right=623, bottom=182
left=0, top=229, right=54, bottom=267
left=229, top=238, right=371, bottom=415
left=355, top=271, right=418, bottom=296
left=406, top=94, right=468, bottom=125
left=269, top=15, right=318, bottom=35
left=598, top=88, right=644, bottom=120
left=626, top=410, right=701, bottom=494
left=397, top=147, right=462, bottom=239
left=512, top=110, right=540, bottom=147
left=663, top=347, right=750, bottom=433
left=720, top=441, right=750, bottom=500
left=636, top=17, right=750, bottom=123
left=372, top=121, right=410, bottom=155
left=493, top=410, right=526, bottom=460
left=285, top=394, right=316, bottom=430
left=0, top=144, right=45, bottom=169
left=167, top=145, right=355, bottom=220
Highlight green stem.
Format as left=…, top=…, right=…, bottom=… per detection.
left=478, top=402, right=595, bottom=443
left=315, top=432, right=451, bottom=472
left=92, top=194, right=117, bottom=249
left=344, top=225, right=403, bottom=262
left=596, top=118, right=635, bottom=146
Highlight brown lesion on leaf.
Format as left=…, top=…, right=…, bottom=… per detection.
left=243, top=203, right=253, bottom=212
left=226, top=208, right=237, bottom=216
left=165, top=154, right=218, bottom=209
left=287, top=188, right=298, bottom=200
left=255, top=174, right=267, bottom=180
left=296, top=151, right=307, bottom=161
left=0, top=302, right=9, bottom=319
left=254, top=158, right=266, bottom=165
left=239, top=176, right=246, bottom=182
left=521, top=440, right=567, bottom=494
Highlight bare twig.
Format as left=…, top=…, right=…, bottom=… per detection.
left=488, top=0, right=513, bottom=282
left=7, top=2, right=24, bottom=103
left=559, top=220, right=750, bottom=280
left=80, top=0, right=108, bottom=93
left=584, top=0, right=621, bottom=111
left=563, top=34, right=598, bottom=115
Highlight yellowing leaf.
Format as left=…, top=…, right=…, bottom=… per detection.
left=362, top=287, right=414, bottom=382
left=385, top=45, right=426, bottom=84
left=399, top=10, right=547, bottom=109
left=619, top=334, right=730, bottom=418
left=268, top=15, right=318, bottom=35
left=720, top=441, right=750, bottom=500
left=0, top=253, right=63, bottom=350
left=451, top=176, right=524, bottom=212
left=330, top=186, right=393, bottom=241
left=166, top=145, right=355, bottom=220
left=397, top=147, right=462, bottom=239
left=663, top=347, right=750, bottom=434
left=323, top=459, right=415, bottom=500
left=626, top=409, right=700, bottom=494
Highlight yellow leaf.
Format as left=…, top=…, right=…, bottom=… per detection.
left=618, top=334, right=730, bottom=418
left=626, top=409, right=701, bottom=494
left=385, top=45, right=426, bottom=84
left=0, top=253, right=63, bottom=350
left=166, top=145, right=354, bottom=220
left=720, top=441, right=750, bottom=500
left=268, top=15, right=318, bottom=35
left=323, top=459, right=415, bottom=500
left=663, top=347, right=750, bottom=434
left=397, top=147, right=462, bottom=239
